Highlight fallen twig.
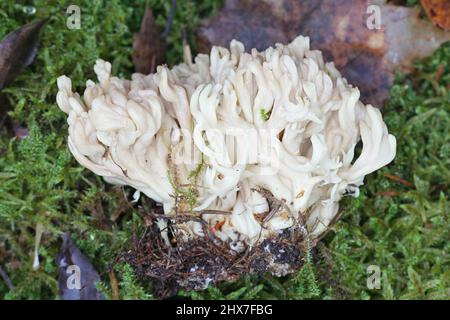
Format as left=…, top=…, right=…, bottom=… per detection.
left=0, top=265, right=14, bottom=290
left=375, top=191, right=400, bottom=197
left=383, top=173, right=414, bottom=187
left=161, top=0, right=176, bottom=38
left=109, top=269, right=120, bottom=300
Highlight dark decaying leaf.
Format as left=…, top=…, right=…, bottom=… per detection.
left=0, top=94, right=8, bottom=128
left=57, top=233, right=104, bottom=300
left=421, top=0, right=450, bottom=30
left=197, top=0, right=450, bottom=107
left=132, top=6, right=166, bottom=74
left=0, top=19, right=47, bottom=91
left=11, top=121, right=29, bottom=139
left=0, top=93, right=28, bottom=138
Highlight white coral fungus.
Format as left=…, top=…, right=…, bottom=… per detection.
left=56, top=36, right=396, bottom=248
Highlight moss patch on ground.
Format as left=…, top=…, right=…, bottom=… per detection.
left=0, top=0, right=448, bottom=299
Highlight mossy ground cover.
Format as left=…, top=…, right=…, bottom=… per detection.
left=0, top=0, right=448, bottom=300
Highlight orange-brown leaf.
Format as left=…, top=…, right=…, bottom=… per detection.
left=421, top=0, right=450, bottom=30
left=197, top=0, right=450, bottom=107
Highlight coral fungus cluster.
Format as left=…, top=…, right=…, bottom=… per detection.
left=56, top=36, right=396, bottom=249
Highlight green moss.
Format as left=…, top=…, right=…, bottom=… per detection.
left=320, top=42, right=450, bottom=300
left=0, top=0, right=448, bottom=300
left=259, top=108, right=270, bottom=121
left=0, top=0, right=141, bottom=300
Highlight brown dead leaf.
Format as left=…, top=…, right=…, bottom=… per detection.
left=0, top=19, right=47, bottom=91
left=132, top=6, right=166, bottom=74
left=197, top=0, right=450, bottom=107
left=421, top=0, right=450, bottom=30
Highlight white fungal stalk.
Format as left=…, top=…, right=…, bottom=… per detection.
left=56, top=36, right=396, bottom=248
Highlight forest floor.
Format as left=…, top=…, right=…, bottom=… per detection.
left=0, top=0, right=448, bottom=299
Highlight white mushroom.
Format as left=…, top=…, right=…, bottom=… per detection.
left=56, top=35, right=396, bottom=249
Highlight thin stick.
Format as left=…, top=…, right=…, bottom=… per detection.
left=109, top=270, right=120, bottom=300
left=0, top=265, right=14, bottom=290
left=383, top=173, right=413, bottom=188
left=161, top=0, right=176, bottom=38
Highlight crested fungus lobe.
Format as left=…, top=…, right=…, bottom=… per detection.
left=56, top=35, right=396, bottom=273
